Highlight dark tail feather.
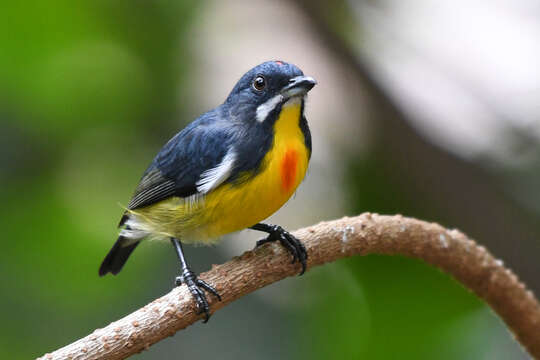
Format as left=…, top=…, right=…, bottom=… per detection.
left=99, top=236, right=140, bottom=276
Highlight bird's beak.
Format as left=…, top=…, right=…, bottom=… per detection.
left=281, top=76, right=317, bottom=98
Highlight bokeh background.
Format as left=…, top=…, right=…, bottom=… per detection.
left=2, top=0, right=539, bottom=359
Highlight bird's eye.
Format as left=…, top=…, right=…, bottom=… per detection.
left=252, top=75, right=266, bottom=91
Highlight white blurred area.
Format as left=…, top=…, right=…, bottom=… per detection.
left=186, top=0, right=364, bottom=261
left=351, top=0, right=540, bottom=166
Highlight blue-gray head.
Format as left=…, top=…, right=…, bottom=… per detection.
left=224, top=61, right=316, bottom=123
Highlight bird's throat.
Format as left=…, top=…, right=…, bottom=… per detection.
left=272, top=99, right=307, bottom=193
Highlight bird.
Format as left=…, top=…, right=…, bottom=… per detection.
left=99, top=60, right=317, bottom=322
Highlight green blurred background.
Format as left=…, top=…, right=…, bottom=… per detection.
left=1, top=0, right=538, bottom=359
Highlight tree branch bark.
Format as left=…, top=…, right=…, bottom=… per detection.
left=38, top=214, right=540, bottom=360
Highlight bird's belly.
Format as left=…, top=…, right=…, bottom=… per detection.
left=198, top=140, right=309, bottom=239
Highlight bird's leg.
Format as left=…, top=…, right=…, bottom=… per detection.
left=250, top=223, right=308, bottom=275
left=170, top=238, right=221, bottom=323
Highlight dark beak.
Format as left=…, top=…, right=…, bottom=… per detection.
left=281, top=75, right=317, bottom=98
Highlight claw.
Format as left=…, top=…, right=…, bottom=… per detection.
left=254, top=225, right=308, bottom=275
left=197, top=278, right=222, bottom=301
left=175, top=269, right=221, bottom=323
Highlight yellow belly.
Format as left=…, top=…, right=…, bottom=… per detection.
left=133, top=100, right=309, bottom=243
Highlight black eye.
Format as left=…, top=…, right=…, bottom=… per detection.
left=252, top=75, right=266, bottom=91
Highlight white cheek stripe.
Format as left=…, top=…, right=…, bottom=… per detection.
left=196, top=148, right=236, bottom=194
left=256, top=94, right=284, bottom=122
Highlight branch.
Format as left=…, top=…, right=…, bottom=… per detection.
left=38, top=214, right=540, bottom=360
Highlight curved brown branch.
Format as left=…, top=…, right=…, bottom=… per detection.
left=38, top=214, right=540, bottom=360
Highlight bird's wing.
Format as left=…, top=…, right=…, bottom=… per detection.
left=127, top=168, right=184, bottom=210
left=127, top=118, right=235, bottom=210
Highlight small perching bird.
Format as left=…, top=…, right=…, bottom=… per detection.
left=99, top=61, right=316, bottom=321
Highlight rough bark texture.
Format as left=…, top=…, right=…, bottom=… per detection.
left=38, top=214, right=540, bottom=360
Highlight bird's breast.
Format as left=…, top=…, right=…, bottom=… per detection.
left=261, top=98, right=309, bottom=197
left=194, top=99, right=310, bottom=239
left=280, top=148, right=299, bottom=194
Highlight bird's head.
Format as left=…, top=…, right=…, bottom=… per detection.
left=224, top=61, right=317, bottom=124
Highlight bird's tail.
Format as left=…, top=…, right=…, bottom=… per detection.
left=99, top=213, right=149, bottom=276
left=99, top=236, right=140, bottom=276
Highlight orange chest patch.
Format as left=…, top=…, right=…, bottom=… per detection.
left=280, top=148, right=299, bottom=193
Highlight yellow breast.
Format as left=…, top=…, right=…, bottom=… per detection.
left=194, top=99, right=309, bottom=240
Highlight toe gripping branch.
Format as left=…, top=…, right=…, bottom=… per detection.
left=171, top=238, right=221, bottom=323
left=251, top=223, right=308, bottom=275
left=175, top=268, right=221, bottom=323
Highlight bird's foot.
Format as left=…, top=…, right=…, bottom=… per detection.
left=175, top=268, right=221, bottom=323
left=255, top=225, right=308, bottom=275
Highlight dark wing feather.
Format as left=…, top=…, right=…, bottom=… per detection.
left=127, top=169, right=178, bottom=209
left=126, top=111, right=232, bottom=210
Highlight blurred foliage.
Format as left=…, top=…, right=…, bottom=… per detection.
left=0, top=1, right=199, bottom=358
left=300, top=257, right=493, bottom=359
